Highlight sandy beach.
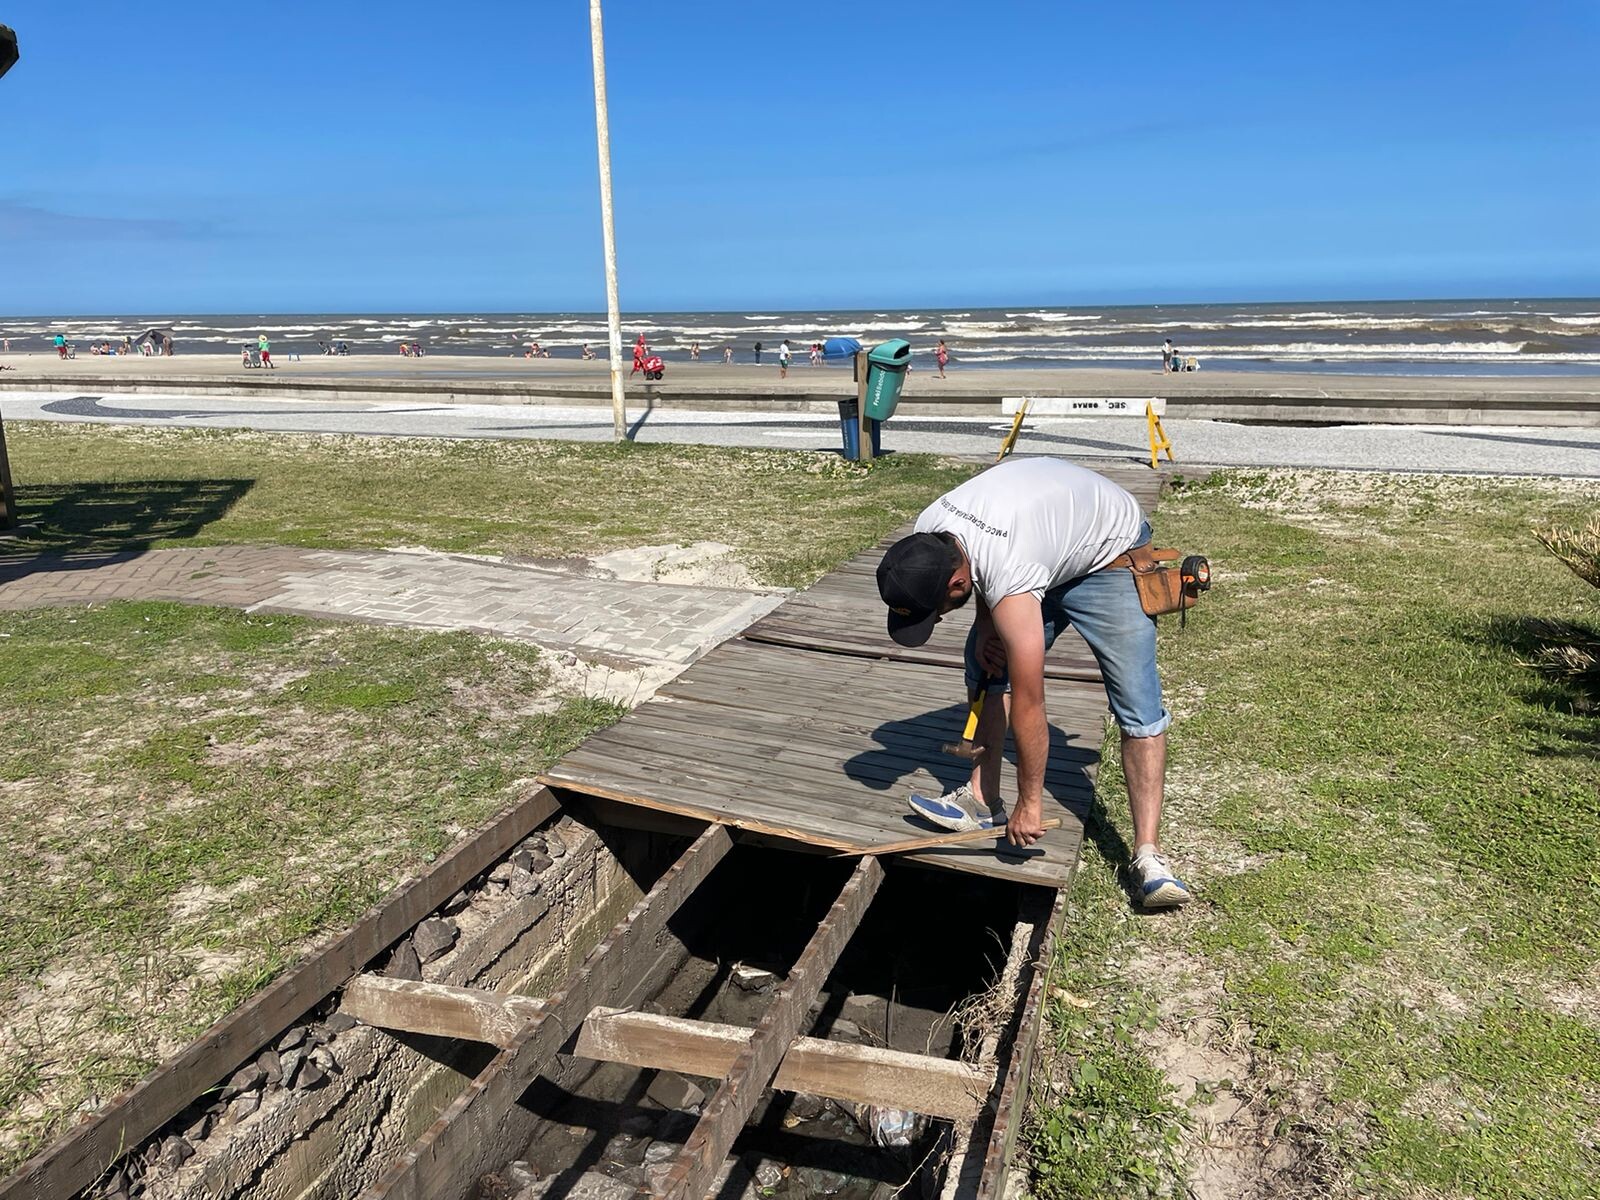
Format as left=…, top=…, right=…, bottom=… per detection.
left=3, top=351, right=1599, bottom=405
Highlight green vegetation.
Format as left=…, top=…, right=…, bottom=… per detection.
left=0, top=602, right=622, bottom=1174
left=3, top=422, right=980, bottom=589
left=1027, top=470, right=1600, bottom=1200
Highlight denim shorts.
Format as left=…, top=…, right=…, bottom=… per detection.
left=963, top=521, right=1171, bottom=738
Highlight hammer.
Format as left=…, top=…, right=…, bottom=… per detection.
left=942, top=680, right=990, bottom=760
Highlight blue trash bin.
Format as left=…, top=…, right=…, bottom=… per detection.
left=836, top=399, right=883, bottom=461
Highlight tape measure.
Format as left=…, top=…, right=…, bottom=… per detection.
left=1179, top=556, right=1212, bottom=628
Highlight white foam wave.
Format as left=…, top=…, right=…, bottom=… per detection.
left=1006, top=312, right=1104, bottom=323
left=953, top=340, right=1597, bottom=361
left=1551, top=316, right=1600, bottom=326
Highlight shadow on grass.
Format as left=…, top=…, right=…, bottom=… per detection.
left=3, top=478, right=254, bottom=559
left=1482, top=613, right=1600, bottom=756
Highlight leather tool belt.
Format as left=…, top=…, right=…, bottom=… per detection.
left=1102, top=544, right=1195, bottom=617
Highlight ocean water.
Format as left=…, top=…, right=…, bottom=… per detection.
left=4, top=299, right=1599, bottom=375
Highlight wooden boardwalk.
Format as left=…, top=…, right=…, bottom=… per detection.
left=545, top=460, right=1166, bottom=887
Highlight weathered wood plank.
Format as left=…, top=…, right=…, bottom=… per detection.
left=340, top=986, right=991, bottom=1122
left=845, top=818, right=1064, bottom=858
left=580, top=1008, right=990, bottom=1123
left=0, top=788, right=563, bottom=1200
left=535, top=770, right=1085, bottom=887
left=542, top=750, right=1086, bottom=857
left=741, top=627, right=1105, bottom=682
left=651, top=856, right=885, bottom=1199
left=567, top=721, right=1093, bottom=804
left=362, top=825, right=733, bottom=1200
left=619, top=691, right=1104, bottom=765
left=583, top=709, right=1098, bottom=789
left=341, top=976, right=545, bottom=1049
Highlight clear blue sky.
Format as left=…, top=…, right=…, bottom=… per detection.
left=1, top=1, right=1595, bottom=314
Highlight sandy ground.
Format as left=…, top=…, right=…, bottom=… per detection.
left=4, top=350, right=1598, bottom=401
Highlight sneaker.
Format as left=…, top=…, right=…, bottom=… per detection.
left=1132, top=846, right=1192, bottom=908
left=907, top=784, right=1007, bottom=833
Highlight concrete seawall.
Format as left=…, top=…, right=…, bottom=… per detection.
left=3, top=357, right=1599, bottom=426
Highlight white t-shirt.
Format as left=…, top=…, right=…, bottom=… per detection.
left=913, top=458, right=1145, bottom=604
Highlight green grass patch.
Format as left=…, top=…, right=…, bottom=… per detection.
left=3, top=422, right=979, bottom=588
left=1027, top=469, right=1600, bottom=1200
left=0, top=601, right=623, bottom=1175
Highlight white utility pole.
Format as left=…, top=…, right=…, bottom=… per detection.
left=588, top=0, right=627, bottom=441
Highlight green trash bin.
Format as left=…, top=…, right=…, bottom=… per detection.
left=864, top=339, right=912, bottom=421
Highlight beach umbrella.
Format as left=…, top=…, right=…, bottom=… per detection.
left=822, top=337, right=863, bottom=359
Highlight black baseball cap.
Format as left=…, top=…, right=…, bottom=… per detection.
left=877, top=533, right=960, bottom=647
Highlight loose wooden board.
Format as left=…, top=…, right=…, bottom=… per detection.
left=543, top=640, right=1102, bottom=886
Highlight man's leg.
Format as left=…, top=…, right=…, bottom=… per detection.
left=1057, top=562, right=1189, bottom=905
left=1121, top=730, right=1166, bottom=849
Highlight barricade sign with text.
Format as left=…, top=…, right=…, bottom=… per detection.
left=1001, top=396, right=1175, bottom=470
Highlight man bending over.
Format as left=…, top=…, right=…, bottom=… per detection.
left=875, top=456, right=1190, bottom=907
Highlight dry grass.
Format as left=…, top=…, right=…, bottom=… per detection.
left=1026, top=468, right=1600, bottom=1200
left=0, top=602, right=622, bottom=1176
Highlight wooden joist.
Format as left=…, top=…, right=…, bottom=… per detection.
left=341, top=976, right=545, bottom=1048
left=651, top=856, right=885, bottom=1200
left=0, top=787, right=563, bottom=1200
left=340, top=977, right=991, bottom=1122
left=940, top=916, right=1036, bottom=1198
left=362, top=824, right=734, bottom=1200
left=977, top=887, right=1071, bottom=1198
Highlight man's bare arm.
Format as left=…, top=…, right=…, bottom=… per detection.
left=991, top=594, right=1049, bottom=846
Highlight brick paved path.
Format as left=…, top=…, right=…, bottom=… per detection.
left=0, top=546, right=786, bottom=677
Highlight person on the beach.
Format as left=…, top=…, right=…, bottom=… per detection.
left=722, top=346, right=733, bottom=365
left=874, top=456, right=1190, bottom=908
left=690, top=341, right=701, bottom=361
left=631, top=333, right=648, bottom=376
left=1161, top=339, right=1174, bottom=373
left=778, top=339, right=792, bottom=378
left=258, top=334, right=274, bottom=368
left=53, top=333, right=66, bottom=359
left=753, top=340, right=762, bottom=364
left=581, top=343, right=595, bottom=360
left=935, top=339, right=950, bottom=378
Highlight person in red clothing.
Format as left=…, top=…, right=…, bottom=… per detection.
left=630, top=333, right=649, bottom=376
left=935, top=339, right=950, bottom=379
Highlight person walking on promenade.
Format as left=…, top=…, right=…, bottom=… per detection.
left=874, top=456, right=1191, bottom=908
left=1161, top=339, right=1175, bottom=373
left=258, top=333, right=274, bottom=368
left=935, top=338, right=950, bottom=378
left=753, top=340, right=763, bottom=364
left=778, top=339, right=793, bottom=378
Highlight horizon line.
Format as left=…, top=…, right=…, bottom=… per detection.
left=4, top=292, right=1599, bottom=321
